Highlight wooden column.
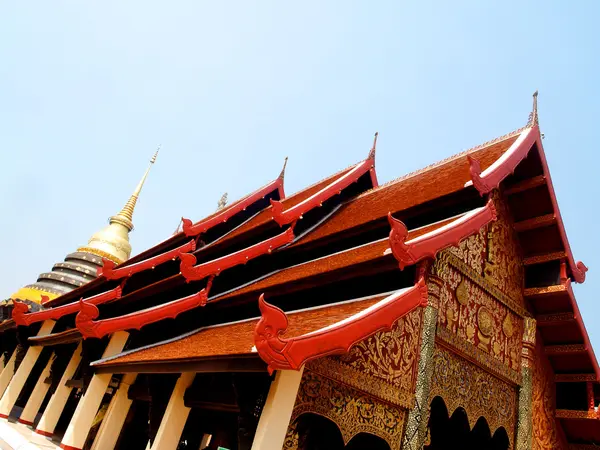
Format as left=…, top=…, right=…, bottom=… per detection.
left=0, top=320, right=55, bottom=418
left=149, top=372, right=196, bottom=450
left=60, top=331, right=129, bottom=450
left=0, top=349, right=17, bottom=400
left=35, top=342, right=83, bottom=437
left=18, top=353, right=55, bottom=426
left=401, top=276, right=441, bottom=450
left=251, top=368, right=304, bottom=450
left=90, top=373, right=137, bottom=450
left=516, top=317, right=536, bottom=450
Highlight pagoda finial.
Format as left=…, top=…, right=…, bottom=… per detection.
left=279, top=157, right=289, bottom=180
left=527, top=91, right=539, bottom=127
left=217, top=192, right=228, bottom=211
left=110, top=146, right=159, bottom=231
left=369, top=132, right=378, bottom=159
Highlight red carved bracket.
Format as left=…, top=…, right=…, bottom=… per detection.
left=179, top=227, right=295, bottom=282
left=466, top=127, right=537, bottom=195
left=98, top=240, right=196, bottom=280
left=182, top=178, right=284, bottom=237
left=76, top=282, right=211, bottom=339
left=13, top=284, right=124, bottom=327
left=386, top=199, right=497, bottom=270
left=270, top=155, right=375, bottom=226
left=254, top=278, right=428, bottom=374
left=573, top=261, right=588, bottom=284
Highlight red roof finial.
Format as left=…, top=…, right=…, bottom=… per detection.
left=527, top=91, right=539, bottom=127
left=369, top=132, right=378, bottom=160
left=279, top=157, right=289, bottom=180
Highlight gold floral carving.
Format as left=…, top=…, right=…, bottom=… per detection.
left=477, top=306, right=493, bottom=337
left=455, top=279, right=469, bottom=305
left=531, top=340, right=567, bottom=450
left=287, top=369, right=406, bottom=449
left=428, top=346, right=517, bottom=446
left=332, top=309, right=422, bottom=399
left=503, top=314, right=515, bottom=338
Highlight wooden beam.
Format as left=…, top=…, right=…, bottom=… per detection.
left=555, top=373, right=597, bottom=382
left=545, top=344, right=587, bottom=356
left=514, top=213, right=556, bottom=233
left=536, top=312, right=575, bottom=327
left=555, top=409, right=599, bottom=420
left=524, top=284, right=567, bottom=298
left=504, top=175, right=547, bottom=195
left=524, top=251, right=567, bottom=266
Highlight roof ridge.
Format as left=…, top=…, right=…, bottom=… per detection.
left=352, top=126, right=526, bottom=201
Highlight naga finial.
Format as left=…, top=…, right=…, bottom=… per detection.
left=217, top=192, right=228, bottom=211
left=369, top=132, right=379, bottom=159
left=527, top=91, right=539, bottom=127
left=279, top=157, right=289, bottom=180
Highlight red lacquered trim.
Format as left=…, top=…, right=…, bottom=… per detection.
left=254, top=278, right=428, bottom=374
left=76, top=282, right=211, bottom=339
left=18, top=418, right=33, bottom=426
left=270, top=155, right=375, bottom=227
left=182, top=178, right=285, bottom=237
left=60, top=445, right=82, bottom=450
left=0, top=413, right=8, bottom=419
left=35, top=429, right=54, bottom=437
left=466, top=126, right=587, bottom=283
left=386, top=199, right=497, bottom=270
left=466, top=127, right=537, bottom=195
left=98, top=240, right=196, bottom=280
left=13, top=284, right=124, bottom=327
left=179, top=227, right=295, bottom=282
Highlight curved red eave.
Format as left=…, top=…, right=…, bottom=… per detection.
left=466, top=125, right=587, bottom=283
left=254, top=277, right=428, bottom=374
left=13, top=284, right=123, bottom=327
left=182, top=177, right=285, bottom=237
left=179, top=226, right=295, bottom=282
left=98, top=240, right=196, bottom=280
left=270, top=154, right=377, bottom=227
left=385, top=199, right=497, bottom=270
left=76, top=283, right=211, bottom=339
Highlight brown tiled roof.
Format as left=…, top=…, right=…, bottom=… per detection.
left=220, top=166, right=355, bottom=243
left=216, top=216, right=456, bottom=301
left=93, top=294, right=386, bottom=366
left=295, top=133, right=520, bottom=246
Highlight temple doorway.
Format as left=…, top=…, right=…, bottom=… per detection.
left=425, top=396, right=510, bottom=450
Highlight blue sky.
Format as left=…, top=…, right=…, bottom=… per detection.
left=1, top=2, right=599, bottom=347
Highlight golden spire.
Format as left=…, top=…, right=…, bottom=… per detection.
left=110, top=148, right=159, bottom=231
left=527, top=91, right=539, bottom=127
left=78, top=147, right=159, bottom=263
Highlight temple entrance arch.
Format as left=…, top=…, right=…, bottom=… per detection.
left=345, top=432, right=391, bottom=450
left=425, top=396, right=510, bottom=450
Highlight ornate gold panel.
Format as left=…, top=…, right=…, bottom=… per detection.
left=428, top=346, right=517, bottom=442
left=285, top=369, right=406, bottom=449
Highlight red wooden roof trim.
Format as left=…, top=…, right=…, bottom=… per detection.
left=254, top=277, right=428, bottom=374
left=385, top=199, right=497, bottom=270
left=466, top=125, right=587, bottom=283
left=465, top=127, right=537, bottom=195
left=13, top=284, right=124, bottom=327
left=179, top=226, right=295, bottom=282
left=182, top=178, right=285, bottom=237
left=270, top=154, right=376, bottom=227
left=98, top=239, right=196, bottom=280
left=564, top=279, right=600, bottom=381
left=76, top=278, right=213, bottom=339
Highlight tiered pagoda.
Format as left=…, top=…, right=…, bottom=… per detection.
left=0, top=95, right=597, bottom=450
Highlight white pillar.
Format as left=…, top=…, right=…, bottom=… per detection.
left=251, top=368, right=304, bottom=450
left=0, top=320, right=55, bottom=418
left=60, top=331, right=129, bottom=450
left=90, top=373, right=137, bottom=450
left=35, top=342, right=82, bottom=437
left=18, top=353, right=55, bottom=426
left=149, top=372, right=196, bottom=450
left=0, top=350, right=17, bottom=400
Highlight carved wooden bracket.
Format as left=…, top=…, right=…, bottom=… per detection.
left=98, top=240, right=196, bottom=280
left=179, top=227, right=295, bottom=282
left=386, top=199, right=497, bottom=270
left=254, top=278, right=428, bottom=374
left=13, top=283, right=124, bottom=327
